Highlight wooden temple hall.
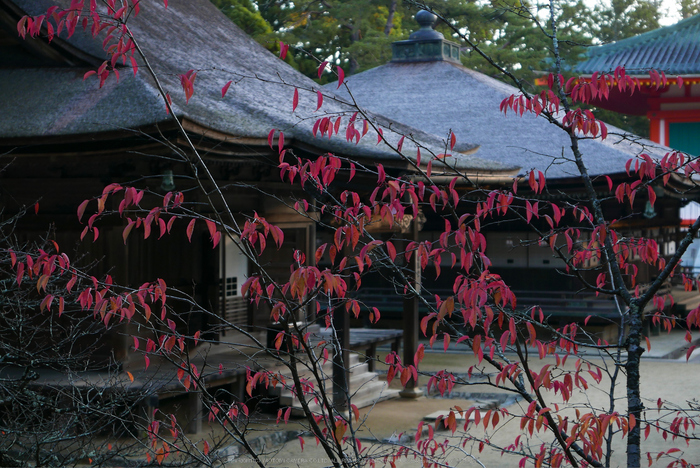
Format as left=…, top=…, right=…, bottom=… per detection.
left=2, top=0, right=700, bottom=435
left=330, top=11, right=700, bottom=338
left=0, top=0, right=520, bottom=430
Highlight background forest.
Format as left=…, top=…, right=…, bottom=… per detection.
left=212, top=0, right=697, bottom=137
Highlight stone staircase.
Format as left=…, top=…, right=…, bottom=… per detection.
left=269, top=353, right=399, bottom=416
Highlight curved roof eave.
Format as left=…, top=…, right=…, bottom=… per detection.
left=5, top=0, right=508, bottom=175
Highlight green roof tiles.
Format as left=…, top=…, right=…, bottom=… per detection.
left=576, top=14, right=700, bottom=75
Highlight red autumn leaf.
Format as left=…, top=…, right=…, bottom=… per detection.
left=274, top=331, right=284, bottom=350
left=369, top=307, right=380, bottom=323
left=278, top=131, right=285, bottom=154
left=186, top=218, right=196, bottom=242
left=386, top=241, right=396, bottom=261
left=221, top=80, right=232, bottom=98
left=292, top=88, right=299, bottom=112
left=377, top=164, right=386, bottom=184
left=648, top=185, right=656, bottom=207
left=528, top=171, right=538, bottom=193
left=130, top=56, right=138, bottom=76
left=337, top=66, right=345, bottom=89
left=77, top=199, right=90, bottom=222
left=318, top=60, right=328, bottom=79
left=334, top=420, right=347, bottom=443
left=39, top=294, right=53, bottom=312
left=316, top=90, right=323, bottom=111
left=17, top=15, right=27, bottom=38
left=158, top=218, right=167, bottom=239
left=123, top=219, right=135, bottom=244
left=537, top=171, right=546, bottom=194
left=179, top=70, right=196, bottom=104
left=205, top=219, right=217, bottom=241
left=605, top=175, right=613, bottom=191
left=526, top=322, right=537, bottom=346
left=165, top=92, right=172, bottom=115
left=414, top=343, right=425, bottom=364
left=279, top=41, right=289, bottom=60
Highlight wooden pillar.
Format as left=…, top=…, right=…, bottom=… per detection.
left=367, top=344, right=377, bottom=372
left=187, top=390, right=202, bottom=434
left=233, top=375, right=246, bottom=401
left=332, top=234, right=354, bottom=409
left=400, top=215, right=423, bottom=398
left=307, top=222, right=318, bottom=324
left=332, top=310, right=350, bottom=409
left=142, top=394, right=159, bottom=430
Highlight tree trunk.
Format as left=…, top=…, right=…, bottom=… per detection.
left=626, top=302, right=644, bottom=468
left=384, top=0, right=397, bottom=36
left=348, top=25, right=361, bottom=74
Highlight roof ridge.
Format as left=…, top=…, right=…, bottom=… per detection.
left=589, top=13, right=700, bottom=57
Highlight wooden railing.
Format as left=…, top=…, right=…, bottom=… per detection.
left=350, top=286, right=623, bottom=321
left=220, top=296, right=248, bottom=330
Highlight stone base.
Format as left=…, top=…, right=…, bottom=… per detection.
left=399, top=387, right=424, bottom=399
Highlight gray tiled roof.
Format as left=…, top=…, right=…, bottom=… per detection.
left=327, top=61, right=669, bottom=180
left=576, top=14, right=700, bottom=75
left=1, top=0, right=514, bottom=174
left=0, top=68, right=164, bottom=137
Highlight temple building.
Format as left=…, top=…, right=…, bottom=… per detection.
left=328, top=10, right=692, bottom=296
left=0, top=0, right=518, bottom=426
left=576, top=14, right=700, bottom=155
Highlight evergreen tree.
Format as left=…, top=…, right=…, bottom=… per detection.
left=211, top=0, right=279, bottom=51
left=593, top=0, right=662, bottom=43
left=679, top=0, right=700, bottom=18
left=211, top=0, right=273, bottom=38
left=253, top=0, right=410, bottom=80
left=453, top=0, right=594, bottom=85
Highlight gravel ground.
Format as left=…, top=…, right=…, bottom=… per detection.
left=212, top=347, right=700, bottom=468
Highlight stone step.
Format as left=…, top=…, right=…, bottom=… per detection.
left=275, top=365, right=375, bottom=396
left=268, top=355, right=369, bottom=397
left=278, top=370, right=380, bottom=406
left=346, top=378, right=391, bottom=403
left=266, top=360, right=333, bottom=397
left=269, top=351, right=397, bottom=416
left=288, top=381, right=400, bottom=417
left=345, top=387, right=400, bottom=413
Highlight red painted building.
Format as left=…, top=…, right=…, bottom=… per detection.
left=576, top=14, right=700, bottom=154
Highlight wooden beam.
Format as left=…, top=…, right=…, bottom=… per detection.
left=400, top=214, right=423, bottom=398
